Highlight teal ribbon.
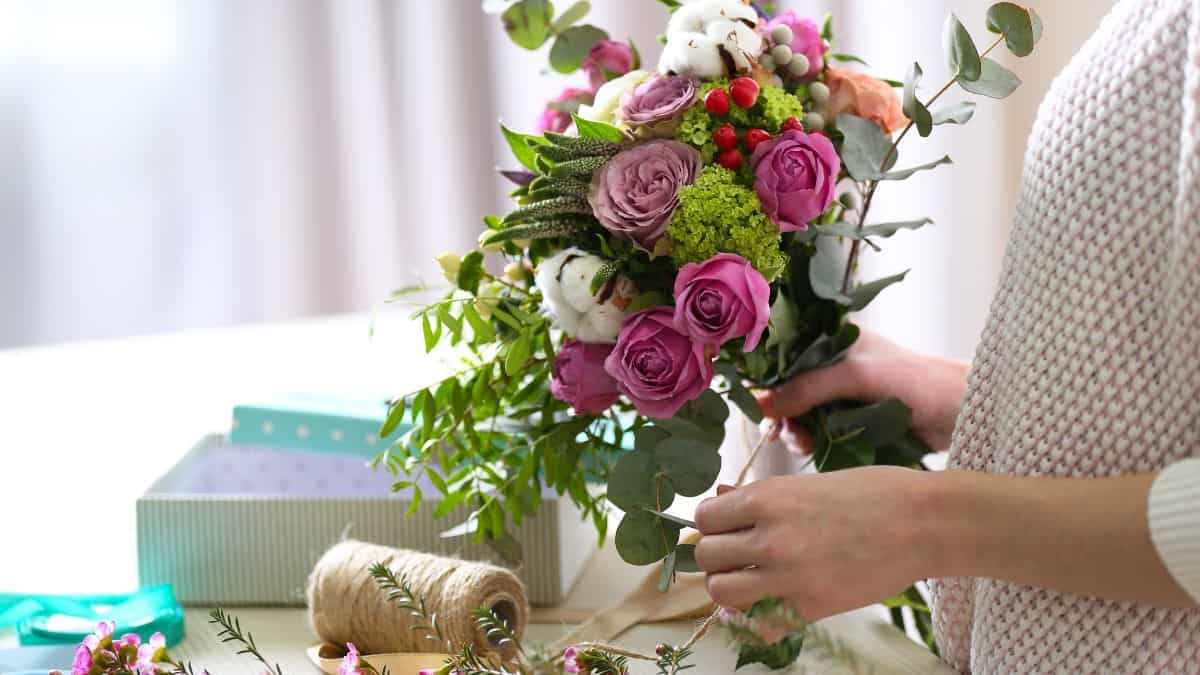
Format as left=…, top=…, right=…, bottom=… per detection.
left=0, top=585, right=185, bottom=647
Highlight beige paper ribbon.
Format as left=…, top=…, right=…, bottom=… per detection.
left=307, top=644, right=448, bottom=674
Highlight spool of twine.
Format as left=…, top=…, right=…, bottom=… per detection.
left=306, top=540, right=529, bottom=656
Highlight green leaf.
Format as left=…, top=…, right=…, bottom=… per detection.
left=819, top=218, right=932, bottom=240
left=902, top=62, right=933, bottom=137
left=635, top=426, right=670, bottom=452
left=715, top=362, right=763, bottom=424
left=1030, top=7, right=1044, bottom=44
left=672, top=388, right=729, bottom=439
left=504, top=334, right=532, bottom=375
left=658, top=549, right=676, bottom=592
left=655, top=437, right=721, bottom=497
left=433, top=488, right=469, bottom=518
left=814, top=434, right=876, bottom=472
left=550, top=0, right=589, bottom=33
left=959, top=58, right=1021, bottom=98
left=882, top=590, right=930, bottom=612
left=421, top=313, right=439, bottom=352
left=828, top=53, right=868, bottom=66
left=462, top=302, right=495, bottom=342
left=847, top=270, right=908, bottom=311
left=626, top=290, right=671, bottom=314
left=836, top=113, right=897, bottom=180
left=457, top=250, right=484, bottom=294
left=674, top=544, right=700, bottom=573
left=735, top=630, right=805, bottom=670
left=820, top=12, right=833, bottom=41
left=501, top=0, right=553, bottom=50
left=380, top=399, right=407, bottom=439
left=986, top=2, right=1035, bottom=57
left=826, top=399, right=913, bottom=446
left=421, top=388, right=436, bottom=439
left=808, top=237, right=852, bottom=305
left=607, top=449, right=670, bottom=511
left=500, top=123, right=543, bottom=172
left=571, top=113, right=624, bottom=143
left=406, top=485, right=423, bottom=517
left=783, top=323, right=860, bottom=378
left=765, top=293, right=802, bottom=355
left=614, top=509, right=682, bottom=565
left=879, top=155, right=952, bottom=181
left=943, top=14, right=981, bottom=81
left=931, top=101, right=976, bottom=125
left=549, top=24, right=609, bottom=74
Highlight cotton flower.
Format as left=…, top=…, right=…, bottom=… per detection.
left=658, top=0, right=762, bottom=78
left=535, top=248, right=635, bottom=344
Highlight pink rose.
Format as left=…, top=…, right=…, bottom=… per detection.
left=582, top=40, right=635, bottom=91
left=750, top=129, right=840, bottom=232
left=551, top=339, right=621, bottom=414
left=762, top=11, right=828, bottom=80
left=536, top=86, right=593, bottom=134
left=604, top=307, right=713, bottom=418
left=673, top=253, right=770, bottom=352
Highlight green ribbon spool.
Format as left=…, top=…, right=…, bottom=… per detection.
left=0, top=585, right=185, bottom=647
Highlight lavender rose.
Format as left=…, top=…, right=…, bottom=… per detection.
left=750, top=129, right=840, bottom=232
left=762, top=11, right=828, bottom=80
left=603, top=306, right=713, bottom=418
left=590, top=140, right=702, bottom=251
left=619, top=74, right=697, bottom=127
left=673, top=253, right=771, bottom=352
left=582, top=40, right=635, bottom=91
left=551, top=339, right=621, bottom=414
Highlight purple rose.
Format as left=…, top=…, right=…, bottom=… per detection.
left=750, top=129, right=840, bottom=232
left=537, top=86, right=593, bottom=134
left=604, top=307, right=713, bottom=418
left=673, top=253, right=771, bottom=352
left=590, top=140, right=701, bottom=251
left=762, top=11, right=828, bottom=80
left=582, top=40, right=635, bottom=91
left=619, top=74, right=697, bottom=126
left=551, top=339, right=621, bottom=414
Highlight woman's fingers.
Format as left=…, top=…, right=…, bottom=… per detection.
left=705, top=568, right=775, bottom=610
left=780, top=418, right=813, bottom=456
left=695, top=488, right=758, bottom=535
left=756, top=359, right=872, bottom=419
left=694, top=528, right=760, bottom=573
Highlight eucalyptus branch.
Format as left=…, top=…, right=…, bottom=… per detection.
left=208, top=609, right=284, bottom=675
left=840, top=33, right=1007, bottom=293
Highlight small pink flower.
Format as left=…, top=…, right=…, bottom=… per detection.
left=536, top=86, right=593, bottom=134
left=563, top=645, right=581, bottom=673
left=71, top=644, right=93, bottom=675
left=115, top=633, right=141, bottom=649
left=338, top=642, right=364, bottom=675
left=581, top=40, right=635, bottom=90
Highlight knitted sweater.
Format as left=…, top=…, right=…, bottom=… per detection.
left=930, top=0, right=1200, bottom=672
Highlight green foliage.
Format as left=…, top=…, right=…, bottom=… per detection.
left=902, top=62, right=933, bottom=137
left=818, top=218, right=932, bottom=240
left=667, top=166, right=787, bottom=281
left=731, top=598, right=807, bottom=671
left=549, top=24, right=609, bottom=73
left=942, top=14, right=981, bottom=82
left=209, top=608, right=285, bottom=675
left=836, top=113, right=897, bottom=180
left=931, top=101, right=977, bottom=125
left=985, top=2, right=1038, bottom=57
left=501, top=124, right=545, bottom=172
left=550, top=1, right=590, bottom=34
left=368, top=562, right=448, bottom=650
left=571, top=114, right=625, bottom=143
left=675, top=81, right=807, bottom=159
left=959, top=58, right=1021, bottom=98
left=501, top=0, right=553, bottom=49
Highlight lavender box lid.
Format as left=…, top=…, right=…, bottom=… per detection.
left=136, top=435, right=592, bottom=606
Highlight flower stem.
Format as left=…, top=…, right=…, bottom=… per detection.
left=840, top=33, right=1006, bottom=293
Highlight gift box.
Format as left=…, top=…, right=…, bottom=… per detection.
left=228, top=393, right=402, bottom=459
left=136, top=435, right=593, bottom=606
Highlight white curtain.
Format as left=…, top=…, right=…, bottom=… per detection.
left=0, top=0, right=1110, bottom=358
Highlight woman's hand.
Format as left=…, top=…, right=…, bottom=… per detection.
left=755, top=330, right=969, bottom=453
left=694, top=467, right=937, bottom=621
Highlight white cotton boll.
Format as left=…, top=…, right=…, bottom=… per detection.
left=578, top=303, right=626, bottom=344
left=535, top=248, right=573, bottom=314
left=666, top=0, right=756, bottom=36
left=705, top=19, right=763, bottom=72
left=658, top=32, right=724, bottom=78
left=559, top=254, right=606, bottom=314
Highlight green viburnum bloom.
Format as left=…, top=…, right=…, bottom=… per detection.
left=666, top=166, right=786, bottom=281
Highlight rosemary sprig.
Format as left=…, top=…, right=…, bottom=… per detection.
left=208, top=608, right=284, bottom=675
left=368, top=561, right=449, bottom=650
left=473, top=607, right=524, bottom=657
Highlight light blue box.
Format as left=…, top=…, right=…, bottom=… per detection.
left=229, top=393, right=410, bottom=459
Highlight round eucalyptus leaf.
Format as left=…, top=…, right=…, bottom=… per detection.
left=655, top=437, right=722, bottom=497
left=607, top=449, right=672, bottom=511
left=615, top=509, right=682, bottom=565
left=634, top=426, right=670, bottom=453
left=959, top=58, right=1021, bottom=99
left=942, top=14, right=981, bottom=82
left=501, top=0, right=553, bottom=50
left=985, top=2, right=1035, bottom=57
left=549, top=24, right=609, bottom=74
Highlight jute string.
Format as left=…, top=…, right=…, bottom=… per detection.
left=306, top=540, right=529, bottom=656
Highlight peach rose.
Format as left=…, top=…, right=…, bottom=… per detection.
left=824, top=66, right=908, bottom=134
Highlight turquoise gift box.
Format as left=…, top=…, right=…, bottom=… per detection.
left=229, top=393, right=406, bottom=459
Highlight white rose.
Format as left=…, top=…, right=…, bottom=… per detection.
left=577, top=69, right=649, bottom=126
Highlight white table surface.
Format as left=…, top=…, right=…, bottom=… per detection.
left=0, top=311, right=952, bottom=674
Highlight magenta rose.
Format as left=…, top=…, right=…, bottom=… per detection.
left=551, top=339, right=621, bottom=414
left=537, top=86, right=593, bottom=134
left=762, top=11, right=828, bottom=80
left=581, top=40, right=635, bottom=91
left=673, top=253, right=771, bottom=352
left=619, top=74, right=697, bottom=126
left=750, top=129, right=840, bottom=232
left=603, top=307, right=713, bottom=418
left=590, top=140, right=701, bottom=251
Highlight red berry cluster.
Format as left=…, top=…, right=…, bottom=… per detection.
left=702, top=77, right=770, bottom=170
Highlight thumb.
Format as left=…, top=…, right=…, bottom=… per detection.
left=757, top=360, right=872, bottom=419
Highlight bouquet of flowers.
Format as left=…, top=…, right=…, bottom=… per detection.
left=382, top=0, right=1041, bottom=657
